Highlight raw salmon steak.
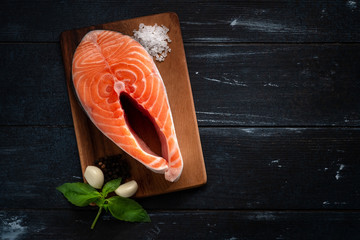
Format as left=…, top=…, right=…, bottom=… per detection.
left=72, top=30, right=183, bottom=182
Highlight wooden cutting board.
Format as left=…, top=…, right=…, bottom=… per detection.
left=60, top=12, right=207, bottom=197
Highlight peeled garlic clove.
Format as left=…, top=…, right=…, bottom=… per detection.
left=115, top=180, right=138, bottom=198
left=84, top=166, right=104, bottom=189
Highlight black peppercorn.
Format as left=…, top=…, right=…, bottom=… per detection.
left=94, top=154, right=131, bottom=182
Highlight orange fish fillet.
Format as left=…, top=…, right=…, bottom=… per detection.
left=72, top=30, right=183, bottom=182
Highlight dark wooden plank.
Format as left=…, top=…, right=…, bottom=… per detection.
left=1, top=43, right=359, bottom=127
left=143, top=127, right=360, bottom=209
left=1, top=1, right=359, bottom=43
left=0, top=43, right=72, bottom=125
left=1, top=127, right=359, bottom=209
left=1, top=210, right=359, bottom=239
left=188, top=44, right=360, bottom=126
left=0, top=127, right=81, bottom=208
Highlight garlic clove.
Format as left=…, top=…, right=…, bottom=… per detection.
left=84, top=166, right=104, bottom=189
left=115, top=180, right=138, bottom=198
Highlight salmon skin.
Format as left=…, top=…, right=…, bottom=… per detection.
left=72, top=30, right=183, bottom=182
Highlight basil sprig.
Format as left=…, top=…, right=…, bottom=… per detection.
left=56, top=178, right=150, bottom=229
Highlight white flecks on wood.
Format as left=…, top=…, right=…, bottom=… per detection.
left=347, top=0, right=357, bottom=10
left=284, top=128, right=303, bottom=133
left=222, top=76, right=248, bottom=86
left=268, top=159, right=287, bottom=169
left=263, top=82, right=279, bottom=87
left=335, top=164, right=345, bottom=180
left=196, top=111, right=278, bottom=124
left=197, top=119, right=245, bottom=125
left=196, top=111, right=238, bottom=117
left=229, top=18, right=310, bottom=33
left=323, top=201, right=348, bottom=206
left=268, top=159, right=283, bottom=168
left=145, top=225, right=161, bottom=240
left=1, top=216, right=27, bottom=240
left=192, top=51, right=272, bottom=59
left=207, top=223, right=217, bottom=227
left=224, top=237, right=238, bottom=240
left=189, top=37, right=234, bottom=42
left=224, top=76, right=245, bottom=86
left=203, top=76, right=248, bottom=86
left=203, top=77, right=224, bottom=84
left=242, top=128, right=255, bottom=134
left=248, top=212, right=276, bottom=221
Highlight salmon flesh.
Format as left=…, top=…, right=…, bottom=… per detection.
left=72, top=30, right=183, bottom=182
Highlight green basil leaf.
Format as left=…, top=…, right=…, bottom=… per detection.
left=103, top=203, right=109, bottom=212
left=56, top=182, right=101, bottom=207
left=107, top=196, right=151, bottom=222
left=102, top=178, right=122, bottom=197
left=94, top=197, right=105, bottom=208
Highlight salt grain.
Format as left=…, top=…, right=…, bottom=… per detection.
left=133, top=23, right=171, bottom=62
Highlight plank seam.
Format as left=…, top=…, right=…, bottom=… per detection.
left=1, top=208, right=360, bottom=213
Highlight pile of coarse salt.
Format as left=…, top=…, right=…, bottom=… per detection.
left=133, top=23, right=171, bottom=62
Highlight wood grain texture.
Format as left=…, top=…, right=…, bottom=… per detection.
left=1, top=127, right=359, bottom=210
left=1, top=1, right=360, bottom=43
left=0, top=44, right=72, bottom=125
left=1, top=210, right=359, bottom=240
left=187, top=44, right=360, bottom=126
left=1, top=1, right=360, bottom=238
left=60, top=13, right=206, bottom=197
left=1, top=43, right=359, bottom=127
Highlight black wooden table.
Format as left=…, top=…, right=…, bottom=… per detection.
left=1, top=1, right=360, bottom=239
